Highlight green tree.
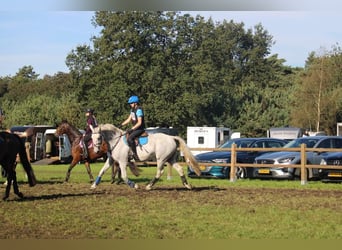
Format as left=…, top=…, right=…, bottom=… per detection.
left=63, top=11, right=295, bottom=136
left=291, top=45, right=342, bottom=135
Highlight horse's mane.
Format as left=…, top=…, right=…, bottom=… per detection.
left=58, top=121, right=82, bottom=135
left=57, top=121, right=83, bottom=144
left=97, top=124, right=122, bottom=133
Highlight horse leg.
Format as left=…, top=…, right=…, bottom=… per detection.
left=11, top=171, right=24, bottom=199
left=166, top=162, right=172, bottom=180
left=109, top=158, right=122, bottom=184
left=3, top=174, right=12, bottom=200
left=128, top=162, right=141, bottom=177
left=84, top=161, right=94, bottom=183
left=65, top=161, right=77, bottom=182
left=172, top=162, right=192, bottom=190
left=118, top=161, right=138, bottom=189
left=90, top=157, right=113, bottom=189
left=146, top=163, right=165, bottom=191
left=112, top=162, right=124, bottom=185
left=3, top=169, right=23, bottom=200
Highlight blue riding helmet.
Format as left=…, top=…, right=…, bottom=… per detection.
left=128, top=95, right=139, bottom=104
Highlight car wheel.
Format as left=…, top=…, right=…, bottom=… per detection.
left=236, top=167, right=247, bottom=179
left=294, top=167, right=309, bottom=181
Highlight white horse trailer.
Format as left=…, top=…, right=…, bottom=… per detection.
left=43, top=129, right=72, bottom=164
left=267, top=127, right=304, bottom=141
left=186, top=126, right=234, bottom=155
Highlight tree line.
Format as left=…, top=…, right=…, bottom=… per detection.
left=0, top=11, right=341, bottom=137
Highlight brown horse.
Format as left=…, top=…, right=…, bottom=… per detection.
left=55, top=121, right=110, bottom=183
left=0, top=131, right=36, bottom=200
left=55, top=121, right=140, bottom=183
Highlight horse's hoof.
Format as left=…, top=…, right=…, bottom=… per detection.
left=134, top=183, right=139, bottom=190
left=2, top=196, right=9, bottom=201
left=184, top=183, right=192, bottom=190
left=145, top=184, right=152, bottom=191
left=90, top=184, right=97, bottom=190
left=115, top=179, right=124, bottom=185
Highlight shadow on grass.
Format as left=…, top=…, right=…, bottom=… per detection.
left=6, top=190, right=106, bottom=203
left=149, top=186, right=226, bottom=192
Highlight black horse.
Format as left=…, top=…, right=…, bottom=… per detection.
left=0, top=131, right=37, bottom=200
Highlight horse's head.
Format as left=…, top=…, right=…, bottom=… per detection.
left=55, top=120, right=82, bottom=143
left=92, top=124, right=121, bottom=154
left=55, top=120, right=70, bottom=136
left=91, top=126, right=103, bottom=153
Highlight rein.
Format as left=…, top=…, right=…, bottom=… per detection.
left=94, top=127, right=125, bottom=152
left=107, top=132, right=123, bottom=152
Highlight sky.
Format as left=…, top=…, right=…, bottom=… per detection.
left=0, top=1, right=341, bottom=77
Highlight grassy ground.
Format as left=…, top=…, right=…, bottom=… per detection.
left=1, top=162, right=341, bottom=239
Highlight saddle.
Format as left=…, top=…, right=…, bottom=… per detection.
left=80, top=138, right=93, bottom=159
left=79, top=139, right=93, bottom=149
left=124, top=131, right=149, bottom=146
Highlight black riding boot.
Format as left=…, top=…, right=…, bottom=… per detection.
left=82, top=140, right=88, bottom=159
left=130, top=143, right=140, bottom=161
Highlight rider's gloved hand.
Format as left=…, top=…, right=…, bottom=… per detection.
left=126, top=129, right=133, bottom=134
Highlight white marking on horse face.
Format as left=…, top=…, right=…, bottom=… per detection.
left=92, top=133, right=101, bottom=152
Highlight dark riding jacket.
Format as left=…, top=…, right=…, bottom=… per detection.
left=85, top=115, right=98, bottom=135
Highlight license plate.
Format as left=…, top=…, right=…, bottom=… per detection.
left=328, top=172, right=342, bottom=177
left=258, top=169, right=270, bottom=174
left=199, top=165, right=207, bottom=171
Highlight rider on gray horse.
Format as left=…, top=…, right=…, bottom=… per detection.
left=120, top=95, right=145, bottom=161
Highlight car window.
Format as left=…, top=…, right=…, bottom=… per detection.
left=266, top=141, right=286, bottom=148
left=252, top=141, right=264, bottom=148
left=220, top=139, right=255, bottom=148
left=284, top=138, right=320, bottom=148
left=332, top=138, right=342, bottom=148
left=316, top=139, right=331, bottom=148
left=306, top=140, right=317, bottom=148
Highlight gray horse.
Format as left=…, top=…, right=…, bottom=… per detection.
left=91, top=124, right=200, bottom=190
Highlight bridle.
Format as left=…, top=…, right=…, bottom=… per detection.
left=93, top=125, right=124, bottom=152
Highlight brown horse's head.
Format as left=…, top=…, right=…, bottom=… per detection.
left=55, top=120, right=82, bottom=143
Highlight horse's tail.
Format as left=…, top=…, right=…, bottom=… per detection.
left=15, top=134, right=37, bottom=187
left=173, top=136, right=201, bottom=176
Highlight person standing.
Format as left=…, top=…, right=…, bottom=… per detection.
left=83, top=108, right=98, bottom=159
left=303, top=129, right=310, bottom=137
left=121, top=95, right=145, bottom=161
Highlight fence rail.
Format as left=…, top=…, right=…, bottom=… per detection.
left=135, top=144, right=342, bottom=185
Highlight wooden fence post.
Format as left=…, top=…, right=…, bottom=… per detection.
left=230, top=143, right=237, bottom=182
left=300, top=143, right=307, bottom=185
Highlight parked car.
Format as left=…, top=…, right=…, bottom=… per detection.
left=253, top=136, right=342, bottom=180
left=187, top=137, right=287, bottom=179
left=318, top=152, right=342, bottom=183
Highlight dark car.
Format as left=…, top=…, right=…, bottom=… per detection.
left=253, top=136, right=342, bottom=180
left=318, top=152, right=342, bottom=183
left=187, top=137, right=287, bottom=179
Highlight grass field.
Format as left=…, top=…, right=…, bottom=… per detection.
left=1, top=162, right=341, bottom=239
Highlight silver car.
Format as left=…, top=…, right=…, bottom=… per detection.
left=253, top=136, right=342, bottom=180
